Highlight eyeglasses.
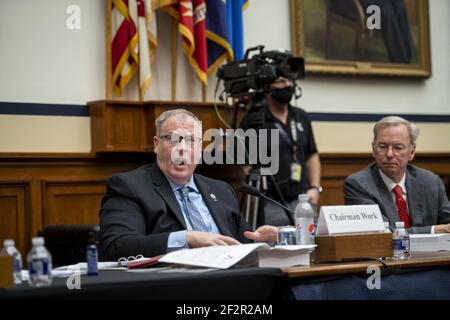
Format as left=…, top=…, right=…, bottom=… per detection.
left=158, top=134, right=202, bottom=147
left=374, top=143, right=410, bottom=155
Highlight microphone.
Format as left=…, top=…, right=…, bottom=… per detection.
left=238, top=183, right=295, bottom=224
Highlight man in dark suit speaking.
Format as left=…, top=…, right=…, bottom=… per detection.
left=100, top=109, right=277, bottom=260
left=344, top=116, right=450, bottom=234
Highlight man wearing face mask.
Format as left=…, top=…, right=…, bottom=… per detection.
left=239, top=77, right=321, bottom=226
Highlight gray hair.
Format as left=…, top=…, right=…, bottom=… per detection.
left=373, top=116, right=420, bottom=145
left=155, top=109, right=201, bottom=136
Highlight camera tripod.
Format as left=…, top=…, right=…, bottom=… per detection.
left=242, top=166, right=295, bottom=229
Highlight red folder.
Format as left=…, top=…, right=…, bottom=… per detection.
left=127, top=255, right=165, bottom=269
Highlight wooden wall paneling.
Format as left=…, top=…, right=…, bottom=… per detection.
left=0, top=182, right=30, bottom=257
left=42, top=180, right=107, bottom=226
left=141, top=104, right=155, bottom=151
left=319, top=178, right=346, bottom=207
left=28, top=179, right=43, bottom=255
left=107, top=104, right=142, bottom=151
left=89, top=100, right=144, bottom=152
left=0, top=155, right=150, bottom=255
left=319, top=154, right=369, bottom=207
left=88, top=100, right=106, bottom=153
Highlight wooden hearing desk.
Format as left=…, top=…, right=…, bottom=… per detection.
left=283, top=255, right=450, bottom=278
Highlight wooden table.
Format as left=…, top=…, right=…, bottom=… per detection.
left=283, top=255, right=450, bottom=278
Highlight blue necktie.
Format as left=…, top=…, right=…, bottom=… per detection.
left=179, top=186, right=209, bottom=232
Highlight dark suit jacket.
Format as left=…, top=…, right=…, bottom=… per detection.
left=343, top=163, right=450, bottom=233
left=100, top=164, right=252, bottom=260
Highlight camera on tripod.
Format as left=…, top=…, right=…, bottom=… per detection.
left=216, top=45, right=305, bottom=128
left=215, top=46, right=305, bottom=227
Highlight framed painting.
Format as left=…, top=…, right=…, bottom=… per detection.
left=290, top=0, right=431, bottom=77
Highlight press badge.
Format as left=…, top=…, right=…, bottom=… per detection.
left=290, top=163, right=302, bottom=182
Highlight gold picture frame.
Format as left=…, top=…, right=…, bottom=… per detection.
left=290, top=0, right=431, bottom=77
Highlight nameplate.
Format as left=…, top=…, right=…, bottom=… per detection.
left=317, top=205, right=385, bottom=235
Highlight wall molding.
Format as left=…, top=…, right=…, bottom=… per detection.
left=2, top=101, right=450, bottom=122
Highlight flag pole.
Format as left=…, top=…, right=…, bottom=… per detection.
left=138, top=72, right=143, bottom=102
left=201, top=83, right=207, bottom=102
left=170, top=18, right=178, bottom=101
left=138, top=40, right=143, bottom=102
left=106, top=0, right=112, bottom=100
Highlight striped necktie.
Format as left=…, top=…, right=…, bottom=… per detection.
left=179, top=186, right=209, bottom=232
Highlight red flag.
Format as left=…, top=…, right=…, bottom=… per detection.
left=111, top=0, right=157, bottom=97
left=111, top=0, right=138, bottom=96
left=165, top=0, right=208, bottom=85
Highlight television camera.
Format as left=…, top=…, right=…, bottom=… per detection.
left=216, top=45, right=305, bottom=129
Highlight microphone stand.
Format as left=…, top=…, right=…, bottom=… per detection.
left=243, top=167, right=295, bottom=229
left=267, top=174, right=295, bottom=225
left=244, top=167, right=263, bottom=229
left=256, top=189, right=295, bottom=217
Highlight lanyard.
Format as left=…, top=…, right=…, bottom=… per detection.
left=274, top=120, right=298, bottom=162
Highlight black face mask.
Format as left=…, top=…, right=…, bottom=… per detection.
left=271, top=87, right=294, bottom=104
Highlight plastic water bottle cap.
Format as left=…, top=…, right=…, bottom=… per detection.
left=32, top=237, right=45, bottom=246
left=395, top=221, right=405, bottom=228
left=298, top=194, right=309, bottom=202
left=3, top=239, right=14, bottom=247
left=384, top=222, right=390, bottom=227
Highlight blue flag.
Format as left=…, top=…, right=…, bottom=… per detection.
left=206, top=0, right=233, bottom=73
left=206, top=0, right=248, bottom=73
left=227, top=0, right=248, bottom=61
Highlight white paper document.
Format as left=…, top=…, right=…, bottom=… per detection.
left=159, top=243, right=315, bottom=269
left=410, top=234, right=450, bottom=251
left=257, top=245, right=314, bottom=268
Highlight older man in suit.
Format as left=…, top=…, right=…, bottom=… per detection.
left=100, top=109, right=277, bottom=260
left=344, top=116, right=450, bottom=234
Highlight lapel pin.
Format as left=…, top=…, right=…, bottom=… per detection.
left=210, top=193, right=217, bottom=201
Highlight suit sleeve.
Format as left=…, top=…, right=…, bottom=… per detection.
left=100, top=175, right=170, bottom=260
left=437, top=176, right=450, bottom=225
left=409, top=173, right=449, bottom=234
left=343, top=176, right=377, bottom=205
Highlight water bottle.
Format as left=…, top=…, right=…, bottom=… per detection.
left=27, top=237, right=52, bottom=287
left=0, top=239, right=22, bottom=284
left=86, top=231, right=98, bottom=276
left=294, top=194, right=316, bottom=245
left=384, top=222, right=391, bottom=233
left=392, top=221, right=410, bottom=260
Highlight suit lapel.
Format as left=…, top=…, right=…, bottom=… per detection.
left=405, top=166, right=424, bottom=226
left=150, top=165, right=187, bottom=229
left=194, top=175, right=233, bottom=237
left=371, top=165, right=399, bottom=221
